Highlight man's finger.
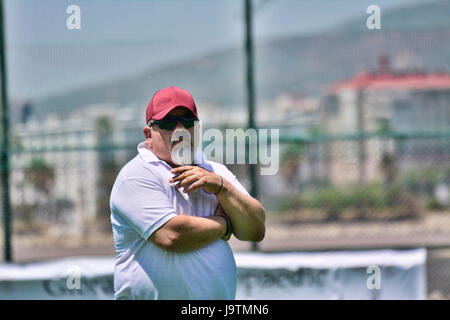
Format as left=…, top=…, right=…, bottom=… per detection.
left=170, top=172, right=186, bottom=183
left=169, top=169, right=196, bottom=183
left=170, top=165, right=195, bottom=174
left=174, top=174, right=200, bottom=189
left=184, top=179, right=205, bottom=193
left=169, top=167, right=197, bottom=183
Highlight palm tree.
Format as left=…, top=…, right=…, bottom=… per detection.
left=280, top=142, right=305, bottom=189
left=24, top=157, right=56, bottom=221
left=96, top=116, right=119, bottom=230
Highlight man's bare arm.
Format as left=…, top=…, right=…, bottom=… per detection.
left=215, top=179, right=265, bottom=242
left=149, top=213, right=227, bottom=253
left=169, top=166, right=266, bottom=242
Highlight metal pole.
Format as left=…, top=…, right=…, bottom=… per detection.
left=244, top=0, right=259, bottom=251
left=356, top=89, right=367, bottom=186
left=0, top=0, right=12, bottom=262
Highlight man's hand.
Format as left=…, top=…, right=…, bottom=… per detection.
left=169, top=165, right=222, bottom=194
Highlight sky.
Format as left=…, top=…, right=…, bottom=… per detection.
left=4, top=0, right=436, bottom=100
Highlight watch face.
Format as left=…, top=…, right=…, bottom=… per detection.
left=225, top=216, right=232, bottom=237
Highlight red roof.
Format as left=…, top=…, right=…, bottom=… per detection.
left=330, top=72, right=450, bottom=93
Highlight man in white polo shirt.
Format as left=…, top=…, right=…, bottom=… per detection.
left=110, top=86, right=266, bottom=300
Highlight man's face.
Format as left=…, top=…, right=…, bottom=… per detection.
left=143, top=107, right=197, bottom=167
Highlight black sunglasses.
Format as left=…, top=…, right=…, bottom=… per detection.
left=148, top=115, right=198, bottom=130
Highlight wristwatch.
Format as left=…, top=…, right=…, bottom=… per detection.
left=219, top=215, right=232, bottom=239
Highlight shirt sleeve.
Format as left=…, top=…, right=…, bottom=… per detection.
left=110, top=176, right=177, bottom=240
left=219, top=165, right=251, bottom=197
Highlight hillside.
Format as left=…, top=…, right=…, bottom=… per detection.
left=31, top=0, right=450, bottom=120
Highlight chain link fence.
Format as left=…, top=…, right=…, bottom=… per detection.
left=3, top=127, right=450, bottom=241
left=1, top=121, right=450, bottom=298
left=264, top=132, right=450, bottom=299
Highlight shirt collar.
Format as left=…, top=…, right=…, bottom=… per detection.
left=137, top=141, right=206, bottom=165
left=137, top=142, right=161, bottom=163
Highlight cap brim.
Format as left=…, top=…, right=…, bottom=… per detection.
left=151, top=105, right=197, bottom=120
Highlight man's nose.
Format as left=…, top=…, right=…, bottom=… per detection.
left=175, top=121, right=184, bottom=129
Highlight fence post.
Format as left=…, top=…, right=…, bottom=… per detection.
left=244, top=0, right=259, bottom=252
left=0, top=0, right=13, bottom=262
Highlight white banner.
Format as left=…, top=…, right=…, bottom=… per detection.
left=235, top=248, right=427, bottom=300
left=0, top=249, right=426, bottom=300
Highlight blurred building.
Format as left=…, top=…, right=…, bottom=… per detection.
left=10, top=104, right=142, bottom=235
left=321, top=56, right=450, bottom=186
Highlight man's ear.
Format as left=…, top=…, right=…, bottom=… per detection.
left=143, top=126, right=152, bottom=148
left=143, top=126, right=152, bottom=139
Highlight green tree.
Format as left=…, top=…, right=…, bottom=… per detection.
left=280, top=142, right=305, bottom=188
left=24, top=157, right=55, bottom=194
left=96, top=116, right=119, bottom=230
left=24, top=157, right=57, bottom=221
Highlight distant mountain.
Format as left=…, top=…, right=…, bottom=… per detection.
left=32, top=0, right=450, bottom=120
left=336, top=0, right=450, bottom=34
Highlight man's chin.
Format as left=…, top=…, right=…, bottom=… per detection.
left=170, top=146, right=196, bottom=166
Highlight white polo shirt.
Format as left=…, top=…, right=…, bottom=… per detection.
left=110, top=142, right=250, bottom=300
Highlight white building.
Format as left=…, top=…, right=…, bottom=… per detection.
left=321, top=57, right=450, bottom=186
left=11, top=104, right=142, bottom=235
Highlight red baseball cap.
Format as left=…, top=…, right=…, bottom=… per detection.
left=146, top=86, right=198, bottom=123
